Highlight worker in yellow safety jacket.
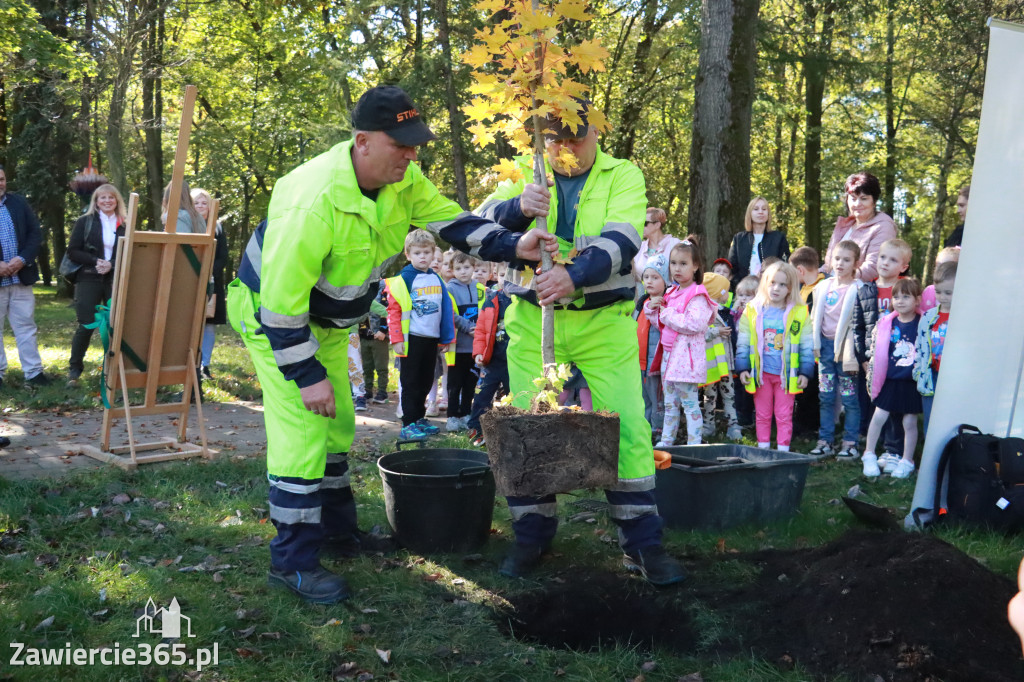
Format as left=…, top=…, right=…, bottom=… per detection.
left=228, top=85, right=557, bottom=604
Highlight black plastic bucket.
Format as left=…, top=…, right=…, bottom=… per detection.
left=377, top=440, right=495, bottom=553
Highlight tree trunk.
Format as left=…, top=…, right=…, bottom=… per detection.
left=609, top=0, right=666, bottom=160
left=0, top=77, right=6, bottom=167
left=142, top=8, right=164, bottom=230
left=923, top=132, right=955, bottom=285
left=800, top=2, right=835, bottom=253
left=884, top=1, right=896, bottom=220
left=687, top=0, right=761, bottom=265
left=435, top=0, right=468, bottom=208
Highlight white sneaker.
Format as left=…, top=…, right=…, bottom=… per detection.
left=861, top=452, right=881, bottom=477
left=459, top=415, right=472, bottom=430
left=655, top=440, right=673, bottom=449
left=890, top=459, right=916, bottom=479
left=809, top=440, right=833, bottom=456
left=726, top=424, right=743, bottom=440
left=425, top=401, right=440, bottom=417
left=446, top=417, right=462, bottom=432
left=878, top=452, right=900, bottom=472
left=836, top=442, right=860, bottom=460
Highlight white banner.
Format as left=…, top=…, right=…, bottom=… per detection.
left=908, top=18, right=1024, bottom=522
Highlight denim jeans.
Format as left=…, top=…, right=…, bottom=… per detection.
left=817, top=335, right=860, bottom=444
left=922, top=367, right=939, bottom=434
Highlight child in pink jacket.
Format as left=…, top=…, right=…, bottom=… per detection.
left=862, top=278, right=924, bottom=479
left=645, top=239, right=716, bottom=447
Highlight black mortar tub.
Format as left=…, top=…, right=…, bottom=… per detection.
left=377, top=440, right=495, bottom=553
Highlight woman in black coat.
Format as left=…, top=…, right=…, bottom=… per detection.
left=192, top=189, right=228, bottom=378
left=67, top=183, right=126, bottom=384
left=725, top=196, right=791, bottom=290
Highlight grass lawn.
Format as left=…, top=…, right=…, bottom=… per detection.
left=1, top=290, right=1022, bottom=681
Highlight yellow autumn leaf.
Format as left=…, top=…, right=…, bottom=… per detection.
left=555, top=147, right=580, bottom=173
left=474, top=0, right=507, bottom=16
left=556, top=108, right=586, bottom=136
left=468, top=74, right=501, bottom=96
left=462, top=97, right=494, bottom=123
left=527, top=103, right=554, bottom=119
left=519, top=266, right=535, bottom=286
left=492, top=158, right=524, bottom=184
left=558, top=78, right=589, bottom=98
left=555, top=0, right=592, bottom=21
left=518, top=9, right=559, bottom=34
left=463, top=43, right=495, bottom=69
left=570, top=38, right=609, bottom=73
left=484, top=26, right=511, bottom=53
left=587, top=106, right=610, bottom=133
left=468, top=123, right=496, bottom=147
left=552, top=246, right=578, bottom=265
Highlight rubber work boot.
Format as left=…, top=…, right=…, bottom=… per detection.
left=322, top=529, right=398, bottom=559
left=498, top=544, right=546, bottom=578
left=267, top=564, right=351, bottom=604
left=622, top=545, right=687, bottom=586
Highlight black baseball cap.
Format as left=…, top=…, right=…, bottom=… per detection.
left=351, top=85, right=437, bottom=146
left=544, top=99, right=592, bottom=140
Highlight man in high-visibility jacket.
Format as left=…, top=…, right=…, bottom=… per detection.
left=474, top=102, right=687, bottom=586
left=228, top=86, right=557, bottom=604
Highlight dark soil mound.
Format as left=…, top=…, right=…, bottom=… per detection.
left=498, top=572, right=696, bottom=652
left=739, top=530, right=1024, bottom=682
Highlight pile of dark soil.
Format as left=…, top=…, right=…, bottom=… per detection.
left=497, top=532, right=1024, bottom=681
left=738, top=530, right=1024, bottom=682
left=497, top=572, right=696, bottom=652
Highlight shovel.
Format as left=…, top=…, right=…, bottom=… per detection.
left=842, top=496, right=901, bottom=531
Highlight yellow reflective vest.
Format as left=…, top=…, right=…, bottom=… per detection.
left=384, top=275, right=456, bottom=366
left=741, top=304, right=810, bottom=394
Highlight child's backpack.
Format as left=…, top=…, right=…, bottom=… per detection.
left=933, top=424, right=1024, bottom=531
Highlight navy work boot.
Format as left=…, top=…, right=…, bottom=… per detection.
left=267, top=564, right=351, bottom=604
left=622, top=545, right=687, bottom=586
left=498, top=544, right=547, bottom=578
left=322, top=529, right=397, bottom=559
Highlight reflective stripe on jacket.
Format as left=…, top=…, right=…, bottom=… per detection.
left=476, top=147, right=644, bottom=310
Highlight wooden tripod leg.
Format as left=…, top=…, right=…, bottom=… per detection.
left=102, top=393, right=114, bottom=452
left=185, top=351, right=210, bottom=458
left=117, top=355, right=138, bottom=465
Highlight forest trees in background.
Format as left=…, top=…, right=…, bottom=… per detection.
left=0, top=0, right=1022, bottom=287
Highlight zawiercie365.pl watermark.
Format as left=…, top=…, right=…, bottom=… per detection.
left=9, top=597, right=219, bottom=671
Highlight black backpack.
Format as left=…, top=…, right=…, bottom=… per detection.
left=934, top=424, right=1024, bottom=531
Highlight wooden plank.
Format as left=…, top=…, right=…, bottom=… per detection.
left=133, top=231, right=216, bottom=245
left=162, top=84, right=197, bottom=235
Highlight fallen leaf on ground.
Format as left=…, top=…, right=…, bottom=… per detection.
left=323, top=618, right=343, bottom=627
left=641, top=661, right=658, bottom=672
left=34, top=616, right=55, bottom=630
left=375, top=648, right=391, bottom=663
left=423, top=573, right=441, bottom=582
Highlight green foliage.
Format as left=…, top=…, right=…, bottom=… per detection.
left=3, top=0, right=1022, bottom=282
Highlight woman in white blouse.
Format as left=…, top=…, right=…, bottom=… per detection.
left=66, top=183, right=127, bottom=384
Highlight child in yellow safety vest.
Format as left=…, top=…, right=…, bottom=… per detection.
left=735, top=262, right=815, bottom=451
left=700, top=273, right=741, bottom=441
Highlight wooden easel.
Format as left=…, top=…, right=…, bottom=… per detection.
left=79, top=85, right=218, bottom=470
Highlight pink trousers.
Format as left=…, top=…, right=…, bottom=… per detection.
left=753, top=373, right=795, bottom=446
